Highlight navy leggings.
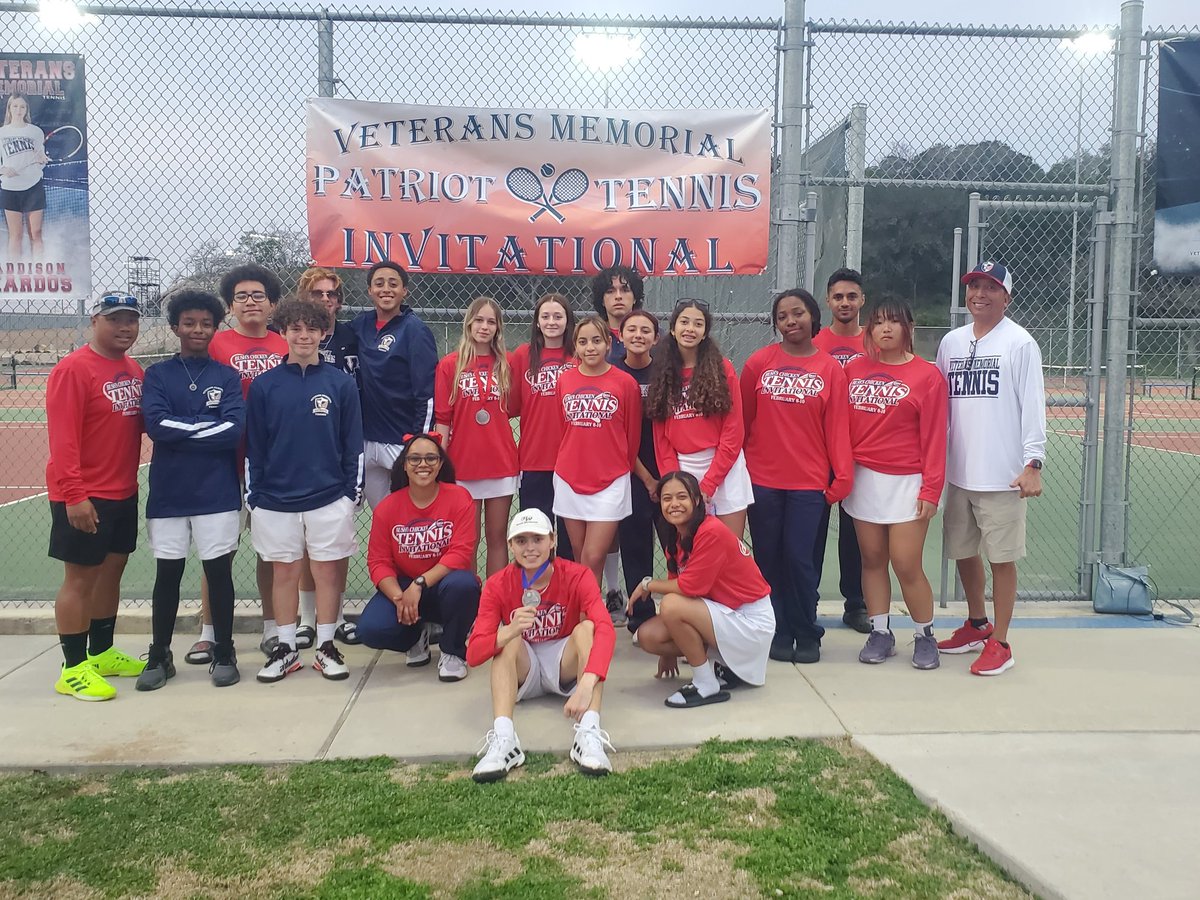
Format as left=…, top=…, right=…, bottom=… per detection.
left=356, top=569, right=480, bottom=658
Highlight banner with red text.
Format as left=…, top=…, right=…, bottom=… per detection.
left=1, top=53, right=89, bottom=314
left=306, top=100, right=771, bottom=276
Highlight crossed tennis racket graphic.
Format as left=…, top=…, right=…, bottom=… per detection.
left=505, top=163, right=589, bottom=223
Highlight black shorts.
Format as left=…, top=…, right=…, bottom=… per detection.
left=48, top=494, right=139, bottom=566
left=0, top=181, right=46, bottom=213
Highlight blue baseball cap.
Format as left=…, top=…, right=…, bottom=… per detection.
left=961, top=261, right=1013, bottom=294
left=90, top=292, right=141, bottom=317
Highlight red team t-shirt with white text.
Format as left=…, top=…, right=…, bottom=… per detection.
left=812, top=328, right=866, bottom=368
left=209, top=329, right=288, bottom=400
left=652, top=358, right=744, bottom=497
left=45, top=346, right=145, bottom=505
left=844, top=355, right=948, bottom=505
left=509, top=343, right=574, bottom=472
left=434, top=352, right=518, bottom=482
left=554, top=365, right=641, bottom=494
left=670, top=516, right=771, bottom=609
left=466, top=558, right=616, bottom=680
left=367, top=483, right=478, bottom=584
left=740, top=344, right=852, bottom=502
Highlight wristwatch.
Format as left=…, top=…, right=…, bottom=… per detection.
left=640, top=576, right=652, bottom=593
left=1026, top=460, right=1043, bottom=470
left=414, top=576, right=427, bottom=589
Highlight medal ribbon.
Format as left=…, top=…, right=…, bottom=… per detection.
left=521, top=559, right=552, bottom=591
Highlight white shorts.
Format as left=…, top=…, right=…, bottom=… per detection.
left=703, top=594, right=775, bottom=686
left=146, top=511, right=240, bottom=560
left=842, top=464, right=926, bottom=524
left=250, top=496, right=359, bottom=563
left=677, top=448, right=754, bottom=515
left=460, top=476, right=518, bottom=501
left=515, top=637, right=575, bottom=701
left=363, top=440, right=404, bottom=508
left=552, top=472, right=631, bottom=521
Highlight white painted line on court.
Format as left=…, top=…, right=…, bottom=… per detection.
left=0, top=490, right=47, bottom=508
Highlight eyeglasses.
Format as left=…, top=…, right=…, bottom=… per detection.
left=233, top=291, right=269, bottom=303
left=405, top=454, right=441, bottom=467
left=310, top=290, right=339, bottom=299
left=98, top=293, right=138, bottom=309
left=966, top=338, right=979, bottom=370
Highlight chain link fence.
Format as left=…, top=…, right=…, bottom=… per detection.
left=0, top=3, right=1195, bottom=606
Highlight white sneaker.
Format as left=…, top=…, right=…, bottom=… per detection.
left=256, top=644, right=300, bottom=683
left=313, top=641, right=350, bottom=681
left=472, top=729, right=524, bottom=782
left=406, top=624, right=431, bottom=667
left=438, top=652, right=467, bottom=682
left=570, top=722, right=615, bottom=776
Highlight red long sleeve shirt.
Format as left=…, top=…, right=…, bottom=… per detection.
left=466, top=558, right=616, bottom=680
left=652, top=358, right=744, bottom=496
left=845, top=355, right=949, bottom=505
left=434, top=352, right=518, bottom=482
left=509, top=343, right=574, bottom=472
left=741, top=345, right=853, bottom=503
left=45, top=346, right=145, bottom=505
left=812, top=328, right=866, bottom=368
left=669, top=517, right=771, bottom=609
left=553, top=365, right=641, bottom=495
left=367, top=483, right=478, bottom=584
left=209, top=329, right=288, bottom=400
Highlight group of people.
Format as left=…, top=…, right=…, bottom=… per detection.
left=44, top=257, right=1045, bottom=781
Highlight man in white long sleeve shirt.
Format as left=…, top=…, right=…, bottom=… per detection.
left=935, top=262, right=1046, bottom=676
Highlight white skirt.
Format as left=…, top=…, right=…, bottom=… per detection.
left=704, top=594, right=775, bottom=686
left=842, top=464, right=924, bottom=524
left=677, top=448, right=754, bottom=515
left=459, top=476, right=518, bottom=501
left=552, top=472, right=631, bottom=521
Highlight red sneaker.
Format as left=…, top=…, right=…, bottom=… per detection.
left=937, top=619, right=994, bottom=654
left=970, top=638, right=1014, bottom=676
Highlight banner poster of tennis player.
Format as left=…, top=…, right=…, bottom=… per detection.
left=1154, top=40, right=1200, bottom=275
left=0, top=53, right=89, bottom=314
left=306, top=100, right=771, bottom=275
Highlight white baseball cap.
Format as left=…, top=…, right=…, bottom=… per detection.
left=507, top=508, right=553, bottom=540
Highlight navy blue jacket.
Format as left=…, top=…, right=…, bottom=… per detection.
left=319, top=320, right=359, bottom=381
left=349, top=307, right=437, bottom=444
left=245, top=358, right=364, bottom=513
left=143, top=355, right=244, bottom=519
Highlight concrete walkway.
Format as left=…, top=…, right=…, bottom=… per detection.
left=1, top=611, right=1198, bottom=900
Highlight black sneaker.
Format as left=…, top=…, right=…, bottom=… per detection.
left=793, top=638, right=821, bottom=665
left=769, top=635, right=795, bottom=662
left=842, top=607, right=872, bottom=634
left=135, top=646, right=175, bottom=692
left=210, top=649, right=240, bottom=688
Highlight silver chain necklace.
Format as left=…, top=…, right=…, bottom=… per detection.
left=179, top=356, right=210, bottom=392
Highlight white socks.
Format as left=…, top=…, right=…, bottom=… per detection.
left=317, top=622, right=337, bottom=646
left=914, top=618, right=934, bottom=638
left=870, top=614, right=890, bottom=634
left=199, top=623, right=215, bottom=643
left=603, top=552, right=621, bottom=594
left=299, top=590, right=316, bottom=629
left=690, top=660, right=720, bottom=697
left=262, top=618, right=279, bottom=642
left=494, top=716, right=515, bottom=739
left=277, top=622, right=296, bottom=650
left=580, top=710, right=601, bottom=731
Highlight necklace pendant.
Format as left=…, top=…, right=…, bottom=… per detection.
left=189, top=383, right=197, bottom=391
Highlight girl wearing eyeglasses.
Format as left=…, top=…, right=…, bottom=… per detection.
left=358, top=433, right=481, bottom=683
left=509, top=293, right=576, bottom=561
left=435, top=297, right=518, bottom=578
left=647, top=300, right=752, bottom=538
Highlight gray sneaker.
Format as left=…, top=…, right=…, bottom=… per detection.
left=135, top=647, right=175, bottom=691
left=210, top=652, right=241, bottom=687
left=858, top=630, right=896, bottom=664
left=912, top=631, right=941, bottom=670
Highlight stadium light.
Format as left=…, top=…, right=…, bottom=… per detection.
left=38, top=0, right=97, bottom=31
left=572, top=32, right=644, bottom=74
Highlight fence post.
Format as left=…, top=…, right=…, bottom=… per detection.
left=802, top=191, right=819, bottom=293
left=317, top=11, right=336, bottom=97
left=939, top=226, right=965, bottom=608
left=1081, top=197, right=1110, bottom=598
left=775, top=0, right=807, bottom=291
left=965, top=192, right=981, bottom=270
left=1099, top=0, right=1144, bottom=567
left=845, top=102, right=867, bottom=270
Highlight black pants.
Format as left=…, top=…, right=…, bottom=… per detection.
left=815, top=501, right=865, bottom=614
left=518, top=471, right=574, bottom=562
left=618, top=474, right=667, bottom=630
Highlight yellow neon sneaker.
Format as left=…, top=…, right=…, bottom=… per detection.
left=88, top=646, right=147, bottom=678
left=55, top=662, right=117, bottom=702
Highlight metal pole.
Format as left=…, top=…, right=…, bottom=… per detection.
left=317, top=12, right=336, bottom=97
left=802, top=191, right=819, bottom=294
left=965, top=192, right=982, bottom=271
left=1066, top=61, right=1084, bottom=368
left=940, top=225, right=965, bottom=608
left=845, top=103, right=867, bottom=270
left=1080, top=197, right=1109, bottom=597
left=775, top=0, right=807, bottom=290
left=1099, top=0, right=1144, bottom=567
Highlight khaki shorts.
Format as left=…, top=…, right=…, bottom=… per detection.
left=943, top=484, right=1026, bottom=563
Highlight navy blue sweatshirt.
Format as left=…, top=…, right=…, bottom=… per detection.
left=348, top=306, right=437, bottom=444
left=244, top=358, right=364, bottom=512
left=143, top=355, right=244, bottom=519
left=319, top=320, right=359, bottom=381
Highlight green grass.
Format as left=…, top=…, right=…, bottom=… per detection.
left=0, top=739, right=1031, bottom=899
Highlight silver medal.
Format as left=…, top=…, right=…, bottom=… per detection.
left=475, top=409, right=491, bottom=425
left=521, top=589, right=541, bottom=608
left=188, top=384, right=197, bottom=391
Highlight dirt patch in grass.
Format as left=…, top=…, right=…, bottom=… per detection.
left=387, top=763, right=425, bottom=786
left=526, top=820, right=759, bottom=900
left=380, top=838, right=522, bottom=895
left=724, top=787, right=779, bottom=828
left=611, top=746, right=699, bottom=773
left=73, top=781, right=110, bottom=797
left=17, top=824, right=73, bottom=847
left=0, top=876, right=99, bottom=899
left=814, top=765, right=888, bottom=808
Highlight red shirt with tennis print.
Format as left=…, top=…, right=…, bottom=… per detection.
left=553, top=364, right=642, bottom=494
left=467, top=558, right=616, bottom=680
left=652, top=358, right=744, bottom=497
left=812, top=328, right=866, bottom=368
left=669, top=517, right=771, bottom=610
left=844, top=355, right=949, bottom=505
left=741, top=345, right=853, bottom=502
left=434, top=352, right=518, bottom=482
left=209, top=329, right=288, bottom=400
left=509, top=343, right=574, bottom=472
left=367, top=483, right=478, bottom=584
left=46, top=346, right=145, bottom=505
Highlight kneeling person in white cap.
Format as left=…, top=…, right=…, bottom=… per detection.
left=466, top=509, right=617, bottom=781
